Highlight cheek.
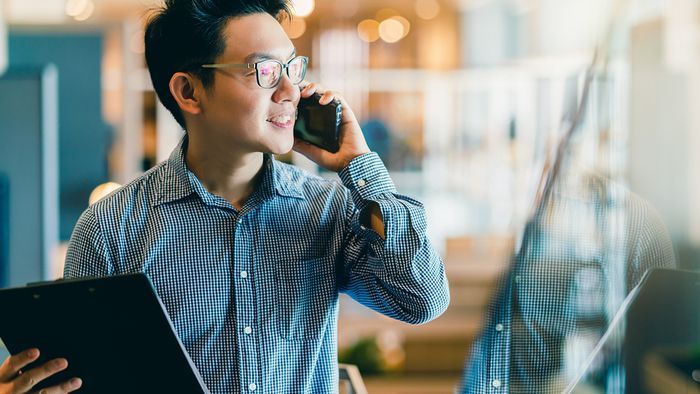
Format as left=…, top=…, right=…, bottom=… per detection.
left=211, top=91, right=266, bottom=126
left=208, top=77, right=266, bottom=120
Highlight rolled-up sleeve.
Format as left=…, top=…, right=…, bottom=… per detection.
left=337, top=152, right=450, bottom=324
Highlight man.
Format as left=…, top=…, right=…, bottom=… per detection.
left=0, top=0, right=449, bottom=393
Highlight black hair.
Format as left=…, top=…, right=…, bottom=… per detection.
left=144, top=0, right=293, bottom=129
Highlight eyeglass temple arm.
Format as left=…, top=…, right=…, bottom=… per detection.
left=200, top=63, right=254, bottom=69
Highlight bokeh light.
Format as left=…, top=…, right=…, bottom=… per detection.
left=375, top=8, right=398, bottom=21
left=415, top=0, right=440, bottom=20
left=379, top=18, right=404, bottom=43
left=391, top=16, right=411, bottom=39
left=66, top=0, right=95, bottom=21
left=357, top=19, right=380, bottom=43
left=292, top=0, right=315, bottom=18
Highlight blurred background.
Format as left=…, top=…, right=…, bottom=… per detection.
left=1, top=0, right=700, bottom=392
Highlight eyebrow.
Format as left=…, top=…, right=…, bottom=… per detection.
left=243, top=49, right=297, bottom=64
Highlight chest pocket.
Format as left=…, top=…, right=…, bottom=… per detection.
left=275, top=258, right=335, bottom=341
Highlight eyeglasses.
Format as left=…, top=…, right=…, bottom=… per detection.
left=201, top=55, right=308, bottom=89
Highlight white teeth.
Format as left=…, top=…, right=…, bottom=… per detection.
left=269, top=114, right=291, bottom=124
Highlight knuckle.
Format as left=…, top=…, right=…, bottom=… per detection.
left=21, top=373, right=36, bottom=389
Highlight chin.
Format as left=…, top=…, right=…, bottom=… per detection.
left=266, top=140, right=295, bottom=155
left=262, top=124, right=295, bottom=155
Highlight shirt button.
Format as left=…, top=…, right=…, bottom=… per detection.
left=495, top=324, right=504, bottom=332
left=237, top=218, right=243, bottom=224
left=491, top=379, right=501, bottom=388
left=357, top=179, right=366, bottom=187
left=248, top=383, right=257, bottom=391
left=244, top=326, right=252, bottom=335
left=514, top=275, right=522, bottom=284
left=240, top=271, right=248, bottom=278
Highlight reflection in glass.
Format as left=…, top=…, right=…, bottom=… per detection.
left=458, top=1, right=682, bottom=392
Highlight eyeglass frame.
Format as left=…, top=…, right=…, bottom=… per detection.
left=200, top=55, right=309, bottom=89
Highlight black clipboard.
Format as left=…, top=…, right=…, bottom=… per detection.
left=0, top=273, right=210, bottom=393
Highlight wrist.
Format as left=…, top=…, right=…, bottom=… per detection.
left=338, top=151, right=371, bottom=172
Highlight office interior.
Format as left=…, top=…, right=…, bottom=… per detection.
left=0, top=0, right=699, bottom=392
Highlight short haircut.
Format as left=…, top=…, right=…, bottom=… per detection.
left=144, top=0, right=292, bottom=129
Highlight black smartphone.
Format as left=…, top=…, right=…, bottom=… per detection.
left=294, top=92, right=342, bottom=153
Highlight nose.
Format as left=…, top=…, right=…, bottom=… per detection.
left=271, top=72, right=300, bottom=104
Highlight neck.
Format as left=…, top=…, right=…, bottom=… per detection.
left=185, top=134, right=264, bottom=210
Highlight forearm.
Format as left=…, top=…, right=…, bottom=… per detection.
left=337, top=152, right=449, bottom=323
left=361, top=202, right=385, bottom=239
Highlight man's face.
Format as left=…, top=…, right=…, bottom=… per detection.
left=197, top=13, right=300, bottom=155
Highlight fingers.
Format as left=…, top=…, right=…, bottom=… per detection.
left=299, top=82, right=316, bottom=98
left=12, top=358, right=68, bottom=393
left=299, top=83, right=339, bottom=104
left=0, top=349, right=40, bottom=382
left=34, top=377, right=82, bottom=394
left=299, top=82, right=355, bottom=122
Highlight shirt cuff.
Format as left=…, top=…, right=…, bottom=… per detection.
left=338, top=152, right=396, bottom=209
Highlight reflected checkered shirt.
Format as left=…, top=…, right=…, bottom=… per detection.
left=460, top=176, right=676, bottom=393
left=64, top=137, right=450, bottom=394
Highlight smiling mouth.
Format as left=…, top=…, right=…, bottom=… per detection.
left=267, top=114, right=294, bottom=127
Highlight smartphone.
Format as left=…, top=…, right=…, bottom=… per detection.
left=294, top=92, right=342, bottom=153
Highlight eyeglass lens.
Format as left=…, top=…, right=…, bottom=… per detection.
left=257, top=57, right=306, bottom=88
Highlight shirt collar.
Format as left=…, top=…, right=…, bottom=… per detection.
left=154, top=136, right=304, bottom=207
left=153, top=136, right=194, bottom=206
left=268, top=155, right=305, bottom=200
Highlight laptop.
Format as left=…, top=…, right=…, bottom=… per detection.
left=0, top=273, right=210, bottom=394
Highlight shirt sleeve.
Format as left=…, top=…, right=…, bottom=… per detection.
left=336, top=152, right=450, bottom=324
left=64, top=206, right=114, bottom=279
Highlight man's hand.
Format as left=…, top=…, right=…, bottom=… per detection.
left=293, top=83, right=371, bottom=172
left=0, top=349, right=82, bottom=394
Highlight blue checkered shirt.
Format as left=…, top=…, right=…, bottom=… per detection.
left=64, top=137, right=450, bottom=393
left=460, top=178, right=676, bottom=393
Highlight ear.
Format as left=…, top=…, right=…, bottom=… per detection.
left=169, top=72, right=204, bottom=117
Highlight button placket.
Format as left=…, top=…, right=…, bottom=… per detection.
left=233, top=213, right=259, bottom=394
